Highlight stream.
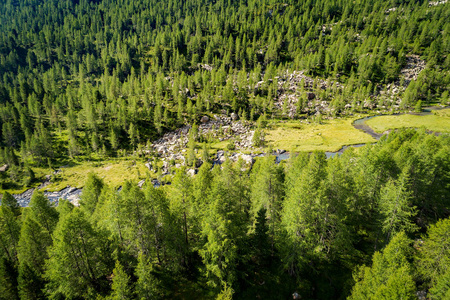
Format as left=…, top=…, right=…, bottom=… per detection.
left=275, top=106, right=448, bottom=161
left=10, top=107, right=447, bottom=207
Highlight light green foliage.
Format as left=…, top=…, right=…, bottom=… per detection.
left=135, top=253, right=160, bottom=299
left=282, top=152, right=350, bottom=264
left=119, top=182, right=158, bottom=257
left=378, top=170, right=418, bottom=241
left=79, top=172, right=104, bottom=216
left=192, top=162, right=213, bottom=232
left=0, top=205, right=21, bottom=299
left=0, top=205, right=21, bottom=262
left=109, top=261, right=133, bottom=300
left=414, top=100, right=423, bottom=113
left=216, top=283, right=234, bottom=300
left=1, top=191, right=20, bottom=217
left=417, top=218, right=450, bottom=287
left=200, top=160, right=249, bottom=288
left=250, top=156, right=284, bottom=247
left=429, top=269, right=450, bottom=300
left=28, top=191, right=59, bottom=236
left=17, top=214, right=51, bottom=299
left=348, top=232, right=415, bottom=300
left=17, top=214, right=51, bottom=274
left=169, top=167, right=194, bottom=266
left=187, top=124, right=198, bottom=167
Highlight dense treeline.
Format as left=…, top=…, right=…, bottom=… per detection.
left=1, top=129, right=450, bottom=299
left=0, top=0, right=449, bottom=187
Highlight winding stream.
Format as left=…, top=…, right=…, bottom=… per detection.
left=10, top=107, right=448, bottom=207
left=276, top=106, right=449, bottom=161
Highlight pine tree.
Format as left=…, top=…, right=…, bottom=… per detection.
left=349, top=232, right=415, bottom=300
left=79, top=173, right=104, bottom=216
left=250, top=156, right=284, bottom=250
left=378, top=170, right=418, bottom=242
left=45, top=209, right=112, bottom=299
left=17, top=215, right=51, bottom=300
left=135, top=253, right=160, bottom=299
left=1, top=191, right=20, bottom=217
left=28, top=191, right=59, bottom=237
left=109, top=261, right=133, bottom=300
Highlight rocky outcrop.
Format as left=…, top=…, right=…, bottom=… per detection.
left=400, top=55, right=426, bottom=85
left=149, top=114, right=255, bottom=161
left=377, top=55, right=426, bottom=108
left=12, top=185, right=82, bottom=207
left=429, top=0, right=448, bottom=6
left=273, top=70, right=344, bottom=118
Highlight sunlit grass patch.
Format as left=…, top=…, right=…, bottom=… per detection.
left=265, top=118, right=376, bottom=152
left=365, top=109, right=450, bottom=133
left=44, top=159, right=149, bottom=191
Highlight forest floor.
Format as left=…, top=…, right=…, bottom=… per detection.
left=265, top=116, right=377, bottom=152
left=366, top=108, right=450, bottom=133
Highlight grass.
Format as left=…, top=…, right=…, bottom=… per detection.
left=264, top=117, right=376, bottom=152
left=365, top=109, right=450, bottom=133
left=44, top=159, right=149, bottom=191
left=0, top=159, right=150, bottom=195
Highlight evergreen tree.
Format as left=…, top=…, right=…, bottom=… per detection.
left=135, top=253, right=160, bottom=299
left=1, top=191, right=20, bottom=217
left=45, top=209, right=112, bottom=299
left=349, top=232, right=415, bottom=300
left=109, top=261, right=133, bottom=300
left=28, top=191, right=58, bottom=237
left=79, top=173, right=104, bottom=216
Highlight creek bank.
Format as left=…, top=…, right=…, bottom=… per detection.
left=11, top=178, right=168, bottom=208
left=352, top=106, right=450, bottom=138
left=12, top=185, right=82, bottom=207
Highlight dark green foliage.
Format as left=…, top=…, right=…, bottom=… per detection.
left=0, top=0, right=449, bottom=297
left=45, top=209, right=112, bottom=299
left=0, top=0, right=447, bottom=188
left=1, top=191, right=20, bottom=217
left=0, top=130, right=448, bottom=298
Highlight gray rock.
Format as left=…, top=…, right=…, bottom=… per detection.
left=231, top=112, right=238, bottom=120
left=187, top=169, right=197, bottom=176
left=201, top=115, right=210, bottom=123
left=241, top=154, right=255, bottom=165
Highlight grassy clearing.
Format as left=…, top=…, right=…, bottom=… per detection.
left=265, top=117, right=376, bottom=152
left=43, top=159, right=149, bottom=191
left=365, top=109, right=450, bottom=133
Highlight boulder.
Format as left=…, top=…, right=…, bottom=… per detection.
left=187, top=169, right=197, bottom=176
left=241, top=154, right=255, bottom=165
left=201, top=115, right=210, bottom=123
left=231, top=112, right=238, bottom=120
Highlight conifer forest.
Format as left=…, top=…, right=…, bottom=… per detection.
left=0, top=0, right=450, bottom=299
